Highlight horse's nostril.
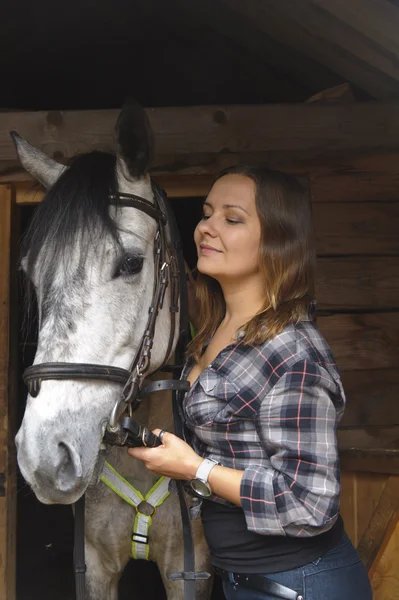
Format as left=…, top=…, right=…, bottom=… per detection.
left=56, top=441, right=83, bottom=490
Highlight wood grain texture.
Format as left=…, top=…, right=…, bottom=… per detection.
left=357, top=475, right=399, bottom=569
left=317, top=257, right=399, bottom=310
left=371, top=517, right=399, bottom=600
left=340, top=369, right=399, bottom=428
left=340, top=450, right=399, bottom=475
left=319, top=313, right=399, bottom=371
left=338, top=427, right=399, bottom=450
left=222, top=0, right=399, bottom=99
left=0, top=185, right=16, bottom=600
left=3, top=103, right=399, bottom=164
left=311, top=170, right=399, bottom=203
left=313, top=202, right=399, bottom=255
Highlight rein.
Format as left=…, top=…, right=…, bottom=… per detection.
left=22, top=183, right=208, bottom=600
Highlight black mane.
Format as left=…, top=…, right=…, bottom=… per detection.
left=22, top=151, right=119, bottom=276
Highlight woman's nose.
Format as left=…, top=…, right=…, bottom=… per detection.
left=197, top=216, right=218, bottom=237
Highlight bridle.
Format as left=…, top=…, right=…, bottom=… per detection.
left=22, top=183, right=207, bottom=600
left=23, top=184, right=183, bottom=427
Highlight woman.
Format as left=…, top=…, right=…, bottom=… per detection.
left=128, top=166, right=372, bottom=600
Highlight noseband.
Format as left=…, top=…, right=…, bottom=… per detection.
left=23, top=183, right=189, bottom=436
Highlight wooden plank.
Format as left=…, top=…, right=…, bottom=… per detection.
left=0, top=184, right=16, bottom=600
left=340, top=472, right=357, bottom=544
left=11, top=189, right=399, bottom=257
left=371, top=516, right=399, bottom=600
left=3, top=148, right=399, bottom=184
left=338, top=428, right=399, bottom=451
left=3, top=103, right=399, bottom=165
left=340, top=450, right=399, bottom=475
left=318, top=312, right=399, bottom=371
left=13, top=175, right=216, bottom=205
left=311, top=170, right=399, bottom=203
left=222, top=0, right=399, bottom=99
left=355, top=473, right=388, bottom=544
left=340, top=369, right=399, bottom=428
left=312, top=0, right=399, bottom=60
left=313, top=202, right=399, bottom=255
left=317, top=257, right=399, bottom=310
left=357, top=475, right=399, bottom=570
left=274, top=0, right=399, bottom=84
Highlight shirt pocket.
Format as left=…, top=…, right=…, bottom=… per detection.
left=184, top=372, right=239, bottom=427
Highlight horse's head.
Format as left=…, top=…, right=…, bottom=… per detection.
left=15, top=104, right=177, bottom=504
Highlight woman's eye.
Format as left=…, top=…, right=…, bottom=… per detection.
left=201, top=215, right=210, bottom=220
left=226, top=219, right=242, bottom=224
left=114, top=255, right=144, bottom=278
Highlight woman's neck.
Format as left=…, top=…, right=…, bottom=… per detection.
left=219, top=276, right=265, bottom=328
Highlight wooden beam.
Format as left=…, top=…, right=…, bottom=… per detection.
left=13, top=176, right=215, bottom=205
left=340, top=369, right=399, bottom=428
left=357, top=475, right=399, bottom=569
left=317, top=257, right=399, bottom=311
left=2, top=103, right=399, bottom=167
left=306, top=83, right=356, bottom=104
left=0, top=184, right=17, bottom=600
left=338, top=427, right=399, bottom=451
left=318, top=312, right=399, bottom=371
left=311, top=169, right=399, bottom=202
left=312, top=0, right=399, bottom=64
left=313, top=202, right=399, bottom=255
left=222, top=0, right=399, bottom=99
left=340, top=449, right=399, bottom=475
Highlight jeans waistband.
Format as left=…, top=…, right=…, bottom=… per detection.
left=214, top=567, right=303, bottom=600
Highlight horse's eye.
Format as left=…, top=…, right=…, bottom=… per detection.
left=115, top=255, right=144, bottom=278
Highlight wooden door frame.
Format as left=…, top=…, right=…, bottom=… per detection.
left=0, top=184, right=18, bottom=600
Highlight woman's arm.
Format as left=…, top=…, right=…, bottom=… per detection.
left=128, top=359, right=343, bottom=537
left=239, top=359, right=343, bottom=537
left=127, top=429, right=245, bottom=506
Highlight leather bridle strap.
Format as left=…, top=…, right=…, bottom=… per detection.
left=23, top=363, right=131, bottom=397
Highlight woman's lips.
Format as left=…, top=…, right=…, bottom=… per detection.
left=200, top=244, right=221, bottom=255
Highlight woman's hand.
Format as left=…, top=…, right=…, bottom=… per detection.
left=127, top=429, right=203, bottom=480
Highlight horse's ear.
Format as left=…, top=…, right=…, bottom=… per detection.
left=115, top=102, right=153, bottom=181
left=10, top=131, right=66, bottom=189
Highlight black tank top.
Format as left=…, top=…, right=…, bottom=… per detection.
left=201, top=499, right=344, bottom=574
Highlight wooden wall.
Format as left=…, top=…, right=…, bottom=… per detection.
left=1, top=108, right=399, bottom=597
left=309, top=163, right=399, bottom=600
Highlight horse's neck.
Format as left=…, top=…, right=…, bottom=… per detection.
left=106, top=387, right=174, bottom=494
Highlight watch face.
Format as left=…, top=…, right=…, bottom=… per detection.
left=190, top=479, right=212, bottom=498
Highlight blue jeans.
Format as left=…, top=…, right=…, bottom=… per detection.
left=220, top=534, right=372, bottom=600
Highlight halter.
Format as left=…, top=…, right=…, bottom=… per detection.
left=23, top=184, right=188, bottom=435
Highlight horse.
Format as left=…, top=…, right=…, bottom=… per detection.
left=14, top=103, right=211, bottom=600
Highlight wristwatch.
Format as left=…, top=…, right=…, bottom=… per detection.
left=190, top=458, right=219, bottom=498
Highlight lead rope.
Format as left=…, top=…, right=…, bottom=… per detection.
left=160, top=186, right=211, bottom=599
left=73, top=495, right=86, bottom=599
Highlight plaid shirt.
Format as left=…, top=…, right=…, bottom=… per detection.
left=181, top=316, right=345, bottom=538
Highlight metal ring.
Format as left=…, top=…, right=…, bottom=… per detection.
left=158, top=429, right=167, bottom=443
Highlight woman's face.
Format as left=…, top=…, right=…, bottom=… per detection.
left=194, top=174, right=262, bottom=283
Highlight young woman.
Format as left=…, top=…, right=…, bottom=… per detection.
left=128, top=166, right=373, bottom=600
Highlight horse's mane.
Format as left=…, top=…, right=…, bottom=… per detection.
left=22, top=151, right=120, bottom=277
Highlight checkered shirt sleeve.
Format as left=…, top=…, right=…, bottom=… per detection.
left=240, top=359, right=341, bottom=537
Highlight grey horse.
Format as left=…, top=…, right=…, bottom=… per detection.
left=14, top=104, right=211, bottom=600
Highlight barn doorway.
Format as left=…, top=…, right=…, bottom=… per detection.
left=16, top=194, right=223, bottom=600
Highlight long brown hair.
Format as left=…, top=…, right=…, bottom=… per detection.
left=188, top=165, right=316, bottom=361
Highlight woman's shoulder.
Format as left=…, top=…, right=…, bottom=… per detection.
left=211, top=319, right=340, bottom=392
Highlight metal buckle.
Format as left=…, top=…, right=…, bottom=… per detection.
left=131, top=532, right=149, bottom=545
left=136, top=501, right=156, bottom=516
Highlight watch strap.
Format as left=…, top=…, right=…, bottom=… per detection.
left=195, top=458, right=218, bottom=483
